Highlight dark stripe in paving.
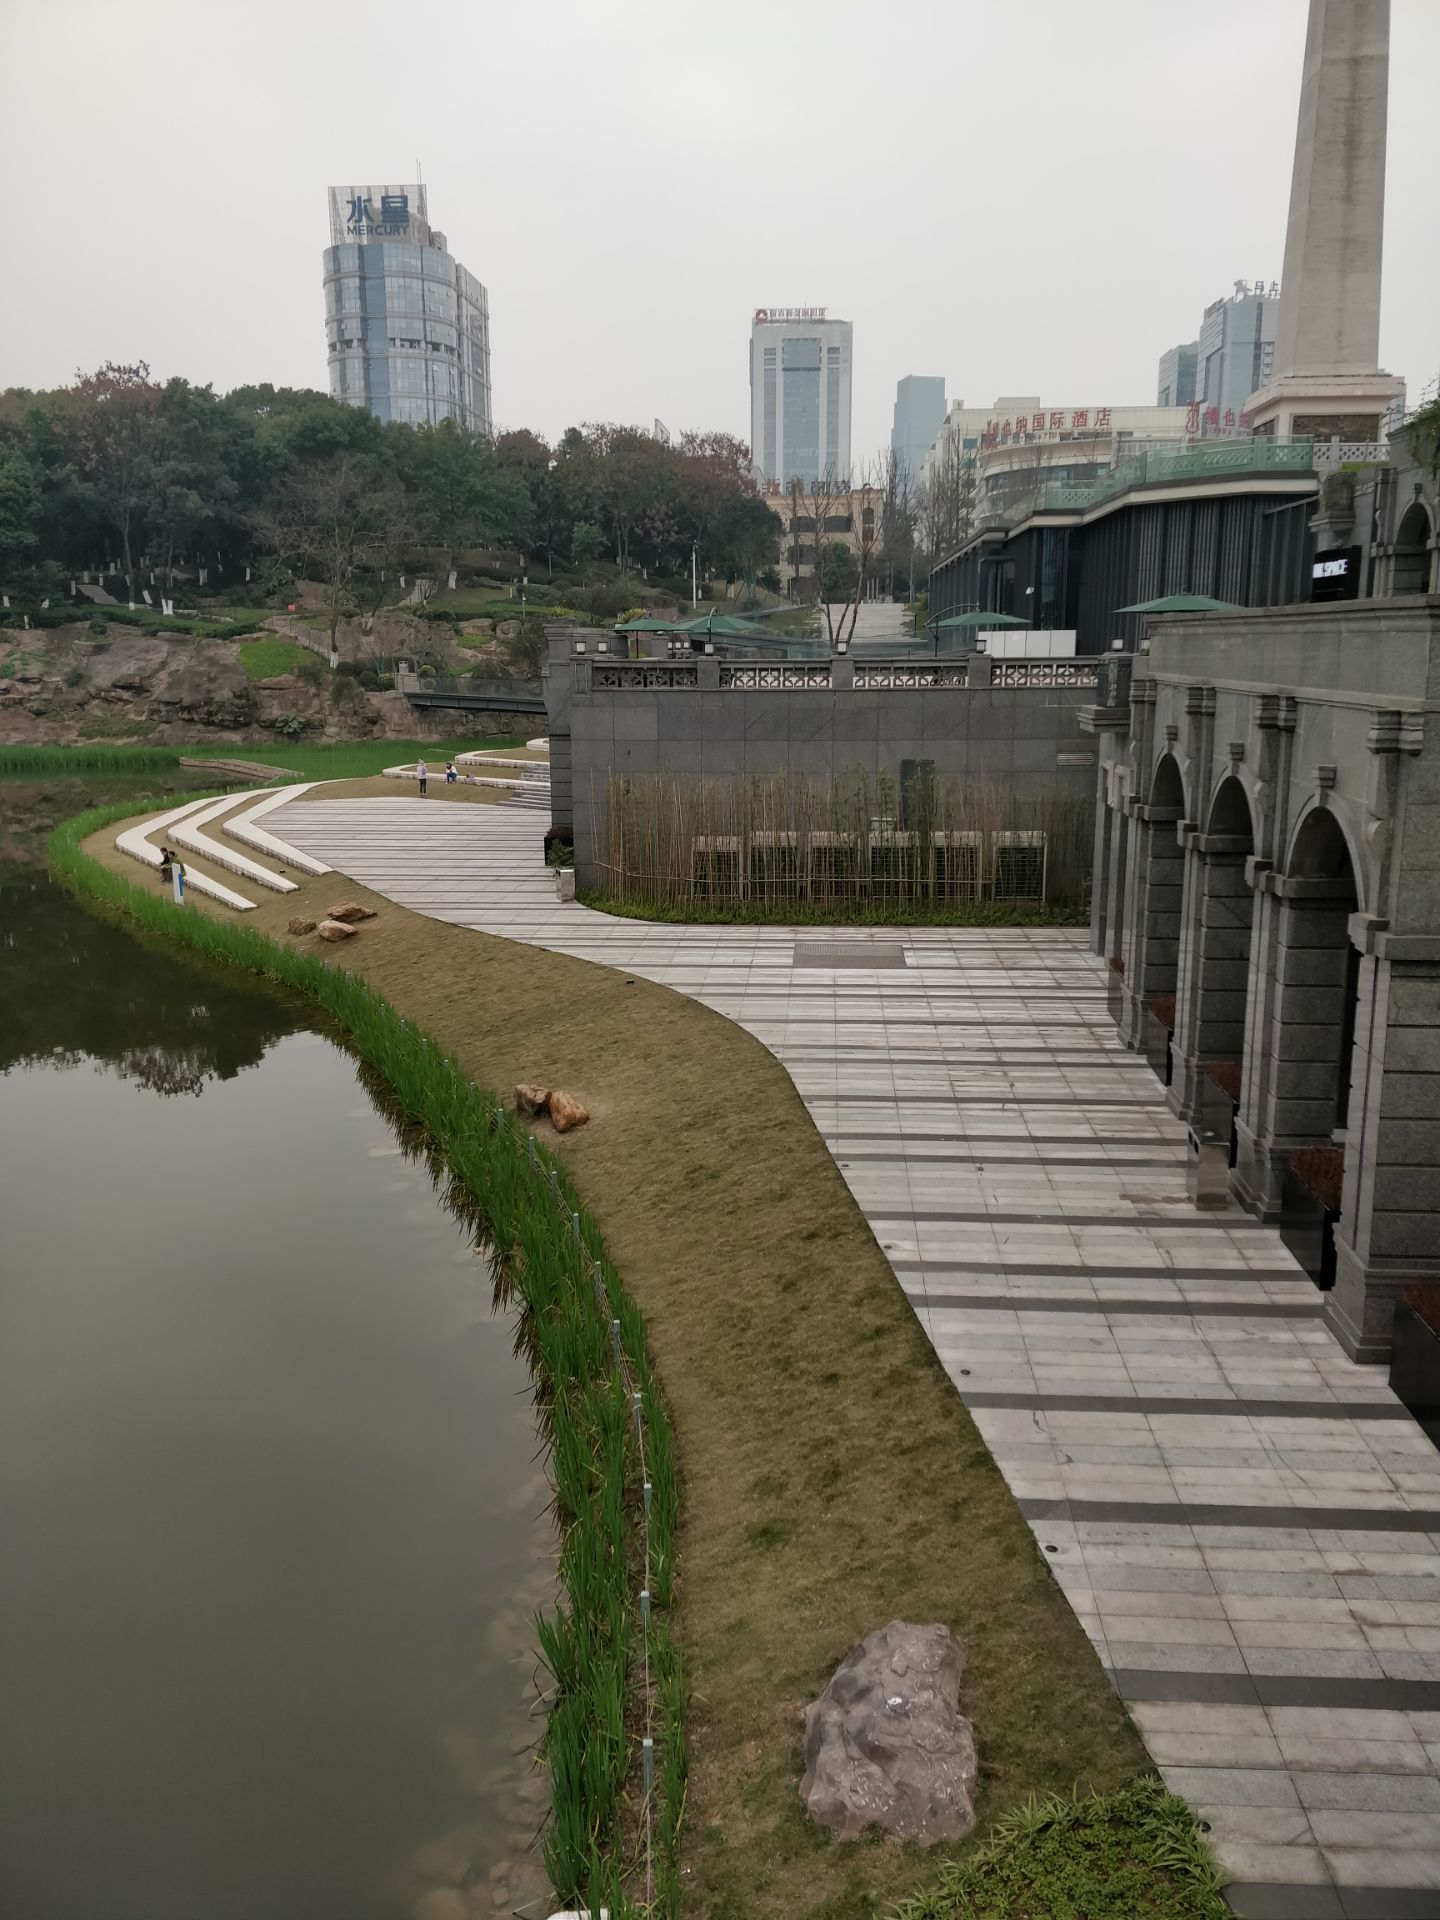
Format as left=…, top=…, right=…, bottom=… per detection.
left=918, top=1293, right=1322, bottom=1318
left=892, top=1261, right=1306, bottom=1282
left=1225, top=1885, right=1440, bottom=1920
left=1022, top=1496, right=1439, bottom=1533
left=887, top=1207, right=1258, bottom=1228
left=820, top=1091, right=1165, bottom=1107
left=835, top=1151, right=1183, bottom=1167
left=960, top=1392, right=1411, bottom=1420
left=1114, top=1669, right=1440, bottom=1713
left=784, top=1051, right=1149, bottom=1067
left=829, top=1133, right=1179, bottom=1148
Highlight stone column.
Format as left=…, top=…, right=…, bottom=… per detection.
left=1090, top=795, right=1113, bottom=959
left=1329, top=930, right=1440, bottom=1360
left=1172, top=835, right=1255, bottom=1126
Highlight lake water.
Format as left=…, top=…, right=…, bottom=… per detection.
left=0, top=866, right=554, bottom=1920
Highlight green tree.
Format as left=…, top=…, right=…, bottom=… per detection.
left=570, top=519, right=602, bottom=574
left=711, top=492, right=783, bottom=596
left=69, top=361, right=166, bottom=601
left=254, top=453, right=410, bottom=655
left=0, top=443, right=41, bottom=580
left=817, top=538, right=858, bottom=600
left=394, top=420, right=529, bottom=578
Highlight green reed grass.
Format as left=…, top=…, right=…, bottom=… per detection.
left=50, top=799, right=684, bottom=1917
left=0, top=744, right=182, bottom=776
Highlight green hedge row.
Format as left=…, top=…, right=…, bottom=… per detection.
left=50, top=801, right=687, bottom=1915
left=1, top=605, right=262, bottom=639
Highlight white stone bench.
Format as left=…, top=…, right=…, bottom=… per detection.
left=115, top=798, right=257, bottom=911
left=170, top=792, right=299, bottom=893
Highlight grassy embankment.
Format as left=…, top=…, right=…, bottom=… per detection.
left=58, top=789, right=1224, bottom=1920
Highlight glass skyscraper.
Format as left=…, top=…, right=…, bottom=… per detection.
left=749, top=310, right=852, bottom=492
left=324, top=184, right=491, bottom=433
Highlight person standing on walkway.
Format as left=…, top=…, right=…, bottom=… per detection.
left=417, top=758, right=428, bottom=796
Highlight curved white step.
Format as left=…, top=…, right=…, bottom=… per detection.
left=170, top=792, right=298, bottom=893
left=221, top=783, right=332, bottom=875
left=381, top=763, right=531, bottom=792
left=115, top=799, right=256, bottom=911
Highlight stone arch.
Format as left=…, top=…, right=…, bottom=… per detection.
left=1207, top=773, right=1255, bottom=843
left=1176, top=774, right=1256, bottom=1147
left=1270, top=806, right=1365, bottom=1291
left=1135, top=752, right=1188, bottom=1075
left=1285, top=800, right=1368, bottom=908
left=1392, top=499, right=1434, bottom=596
left=1150, top=751, right=1185, bottom=816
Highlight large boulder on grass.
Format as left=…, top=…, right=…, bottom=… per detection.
left=326, top=901, right=376, bottom=923
left=800, top=1622, right=976, bottom=1845
left=548, top=1090, right=589, bottom=1134
left=316, top=918, right=358, bottom=942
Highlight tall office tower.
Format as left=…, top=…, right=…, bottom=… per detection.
left=323, top=184, right=492, bottom=433
left=749, top=307, right=852, bottom=491
left=891, top=375, right=947, bottom=483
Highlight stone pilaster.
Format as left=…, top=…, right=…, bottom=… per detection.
left=1329, top=928, right=1440, bottom=1359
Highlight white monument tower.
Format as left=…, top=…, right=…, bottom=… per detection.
left=1246, top=0, right=1405, bottom=442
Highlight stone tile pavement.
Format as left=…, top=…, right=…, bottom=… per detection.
left=270, top=797, right=1440, bottom=1920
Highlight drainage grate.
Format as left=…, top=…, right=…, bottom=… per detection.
left=792, top=940, right=908, bottom=969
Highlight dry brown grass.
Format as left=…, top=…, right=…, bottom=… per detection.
left=83, top=793, right=1147, bottom=1920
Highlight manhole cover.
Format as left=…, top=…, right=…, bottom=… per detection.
left=792, top=940, right=908, bottom=969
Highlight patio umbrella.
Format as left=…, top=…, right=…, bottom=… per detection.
left=1115, top=592, right=1242, bottom=614
left=612, top=617, right=679, bottom=632
left=933, top=609, right=1032, bottom=629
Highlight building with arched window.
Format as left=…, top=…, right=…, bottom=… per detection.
left=1083, top=590, right=1440, bottom=1364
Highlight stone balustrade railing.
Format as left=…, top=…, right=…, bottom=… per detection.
left=578, top=656, right=1101, bottom=694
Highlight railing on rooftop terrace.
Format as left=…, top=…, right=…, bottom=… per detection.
left=579, top=657, right=1100, bottom=693
left=974, top=437, right=1325, bottom=530
left=1034, top=437, right=1318, bottom=514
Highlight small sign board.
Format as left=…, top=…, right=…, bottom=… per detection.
left=1311, top=545, right=1361, bottom=603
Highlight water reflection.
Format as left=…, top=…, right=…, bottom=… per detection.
left=0, top=875, right=555, bottom=1920
left=0, top=871, right=301, bottom=1094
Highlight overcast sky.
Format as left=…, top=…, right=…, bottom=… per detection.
left=3, top=0, right=1437, bottom=460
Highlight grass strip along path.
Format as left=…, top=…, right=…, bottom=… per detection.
left=58, top=793, right=1224, bottom=1920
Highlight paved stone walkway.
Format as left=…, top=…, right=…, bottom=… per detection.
left=273, top=796, right=1440, bottom=1919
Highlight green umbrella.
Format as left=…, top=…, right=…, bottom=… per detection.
left=675, top=613, right=765, bottom=636
left=1116, top=592, right=1242, bottom=614
left=612, top=617, right=678, bottom=633
left=934, top=609, right=1032, bottom=629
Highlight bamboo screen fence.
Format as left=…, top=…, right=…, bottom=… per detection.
left=592, top=771, right=1093, bottom=911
